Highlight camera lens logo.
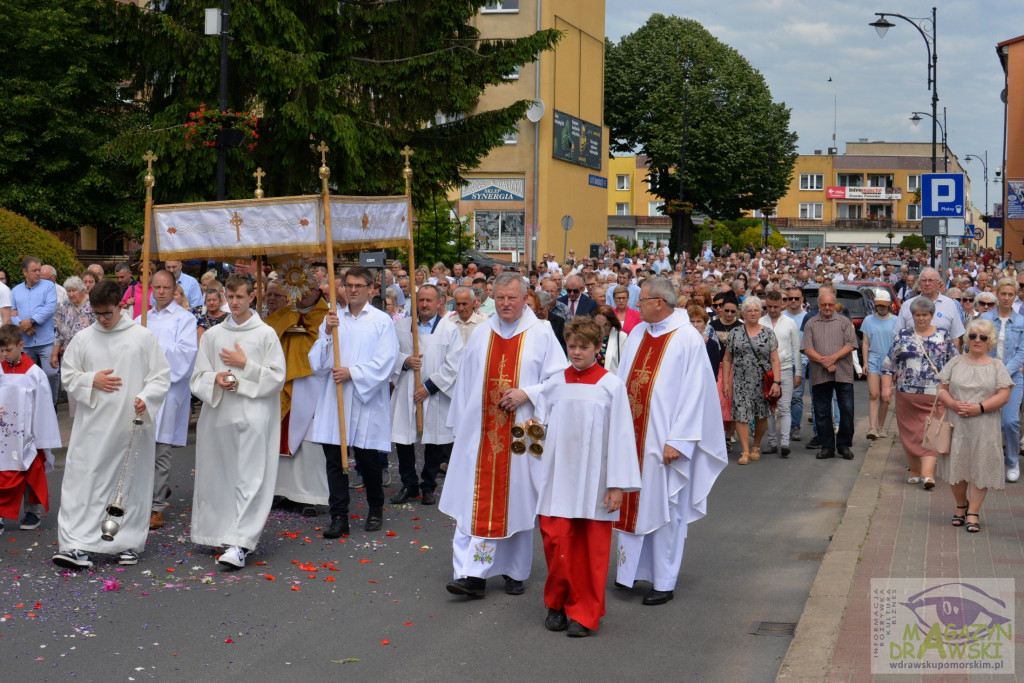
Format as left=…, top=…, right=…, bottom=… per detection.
left=900, top=582, right=1010, bottom=643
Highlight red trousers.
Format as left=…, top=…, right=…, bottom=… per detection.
left=539, top=515, right=613, bottom=631
left=0, top=451, right=48, bottom=519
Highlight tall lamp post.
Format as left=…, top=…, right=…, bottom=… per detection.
left=910, top=109, right=947, bottom=171
left=871, top=7, right=938, bottom=265
left=964, top=152, right=989, bottom=252
left=205, top=1, right=232, bottom=201
left=673, top=90, right=725, bottom=260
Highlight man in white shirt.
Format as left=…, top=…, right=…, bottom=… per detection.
left=41, top=265, right=69, bottom=307
left=447, top=286, right=487, bottom=344
left=760, top=291, right=802, bottom=456
left=163, top=260, right=204, bottom=308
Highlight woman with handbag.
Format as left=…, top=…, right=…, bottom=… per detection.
left=722, top=297, right=781, bottom=465
left=936, top=318, right=1014, bottom=532
left=880, top=296, right=958, bottom=489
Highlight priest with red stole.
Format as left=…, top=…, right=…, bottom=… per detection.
left=614, top=277, right=728, bottom=606
left=440, top=272, right=567, bottom=599
left=0, top=324, right=61, bottom=533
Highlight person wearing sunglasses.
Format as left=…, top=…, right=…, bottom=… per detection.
left=936, top=318, right=1015, bottom=532
left=979, top=277, right=1024, bottom=483
left=556, top=275, right=596, bottom=321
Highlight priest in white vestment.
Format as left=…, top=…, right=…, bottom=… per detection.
left=190, top=276, right=286, bottom=569
left=614, top=277, right=728, bottom=605
left=265, top=279, right=330, bottom=509
left=390, top=284, right=463, bottom=506
left=440, top=272, right=567, bottom=599
left=0, top=326, right=62, bottom=531
left=136, top=270, right=197, bottom=530
left=53, top=281, right=171, bottom=569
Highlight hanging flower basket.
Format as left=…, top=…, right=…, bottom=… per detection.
left=663, top=199, right=694, bottom=216
left=184, top=103, right=259, bottom=151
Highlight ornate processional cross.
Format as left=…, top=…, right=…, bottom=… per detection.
left=229, top=211, right=244, bottom=242
left=400, top=145, right=414, bottom=170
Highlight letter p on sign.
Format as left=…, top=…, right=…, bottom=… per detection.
left=922, top=173, right=965, bottom=217
left=931, top=179, right=955, bottom=212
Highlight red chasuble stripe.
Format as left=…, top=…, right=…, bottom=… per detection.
left=615, top=330, right=675, bottom=534
left=470, top=331, right=526, bottom=538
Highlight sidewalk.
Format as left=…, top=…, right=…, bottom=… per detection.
left=778, top=420, right=1024, bottom=681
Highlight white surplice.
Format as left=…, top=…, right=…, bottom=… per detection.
left=190, top=312, right=285, bottom=550
left=0, top=363, right=61, bottom=471
left=58, top=318, right=171, bottom=553
left=532, top=370, right=641, bottom=520
left=614, top=309, right=728, bottom=591
left=136, top=302, right=197, bottom=445
left=274, top=374, right=328, bottom=505
left=390, top=315, right=463, bottom=445
left=308, top=303, right=398, bottom=450
left=439, top=307, right=567, bottom=579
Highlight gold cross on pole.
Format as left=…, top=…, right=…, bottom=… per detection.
left=229, top=211, right=244, bottom=242
left=143, top=150, right=158, bottom=173
left=253, top=167, right=266, bottom=199
left=400, top=145, right=414, bottom=171
left=317, top=141, right=330, bottom=166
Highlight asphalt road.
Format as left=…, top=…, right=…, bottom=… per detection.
left=1, top=383, right=870, bottom=682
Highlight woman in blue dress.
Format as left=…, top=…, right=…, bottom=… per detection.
left=861, top=290, right=898, bottom=439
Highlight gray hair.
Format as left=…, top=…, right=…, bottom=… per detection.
left=945, top=287, right=961, bottom=300
left=537, top=290, right=552, bottom=307
left=908, top=296, right=936, bottom=315
left=471, top=286, right=485, bottom=304
left=642, top=277, right=679, bottom=306
left=975, top=291, right=997, bottom=305
left=741, top=296, right=763, bottom=313
left=493, top=271, right=528, bottom=295
left=918, top=267, right=940, bottom=282
left=114, top=262, right=132, bottom=275
left=453, top=285, right=474, bottom=300
left=384, top=288, right=399, bottom=303
left=63, top=276, right=85, bottom=292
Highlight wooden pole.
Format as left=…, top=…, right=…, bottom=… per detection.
left=401, top=146, right=423, bottom=434
left=140, top=150, right=157, bottom=328
left=317, top=141, right=349, bottom=473
left=254, top=255, right=263, bottom=315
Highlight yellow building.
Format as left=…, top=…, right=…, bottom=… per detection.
left=770, top=141, right=978, bottom=250
left=605, top=155, right=673, bottom=248
left=454, top=0, right=609, bottom=265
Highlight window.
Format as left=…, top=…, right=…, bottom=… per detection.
left=502, top=123, right=518, bottom=145
left=482, top=0, right=519, bottom=12
left=837, top=204, right=862, bottom=219
left=867, top=173, right=894, bottom=188
left=648, top=201, right=665, bottom=216
left=615, top=203, right=630, bottom=216
left=866, top=204, right=892, bottom=219
left=907, top=204, right=921, bottom=221
left=799, top=174, right=824, bottom=190
left=907, top=174, right=920, bottom=192
left=837, top=173, right=863, bottom=187
left=752, top=207, right=776, bottom=218
left=799, top=202, right=823, bottom=220
left=503, top=65, right=519, bottom=80
left=475, top=211, right=525, bottom=252
left=616, top=174, right=630, bottom=191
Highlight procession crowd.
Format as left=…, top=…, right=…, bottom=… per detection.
left=0, top=239, right=1020, bottom=635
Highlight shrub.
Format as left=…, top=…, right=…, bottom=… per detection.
left=0, top=209, right=83, bottom=285
left=899, top=233, right=927, bottom=251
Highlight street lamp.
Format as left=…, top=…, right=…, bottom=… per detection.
left=870, top=7, right=938, bottom=264
left=964, top=152, right=990, bottom=251
left=674, top=92, right=725, bottom=259
left=205, top=1, right=232, bottom=201
left=910, top=108, right=947, bottom=171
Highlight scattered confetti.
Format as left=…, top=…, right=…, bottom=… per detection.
left=224, top=638, right=233, bottom=644
left=290, top=586, right=300, bottom=592
left=380, top=640, right=389, bottom=645
left=323, top=576, right=336, bottom=582
left=358, top=559, right=372, bottom=564
left=403, top=622, right=413, bottom=626
left=386, top=531, right=397, bottom=537
left=263, top=574, right=276, bottom=581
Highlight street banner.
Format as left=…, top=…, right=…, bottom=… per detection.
left=1007, top=180, right=1024, bottom=220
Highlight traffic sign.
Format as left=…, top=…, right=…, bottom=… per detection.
left=973, top=228, right=984, bottom=241
left=963, top=223, right=975, bottom=238
left=921, top=173, right=965, bottom=217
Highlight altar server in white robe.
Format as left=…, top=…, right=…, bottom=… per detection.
left=53, top=280, right=170, bottom=569
left=614, top=277, right=728, bottom=606
left=440, top=272, right=567, bottom=599
left=190, top=275, right=286, bottom=569
left=390, top=284, right=463, bottom=506
left=309, top=266, right=399, bottom=539
left=135, top=269, right=197, bottom=530
left=0, top=324, right=62, bottom=532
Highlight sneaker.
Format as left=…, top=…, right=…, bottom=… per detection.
left=865, top=427, right=877, bottom=440
left=790, top=426, right=802, bottom=442
left=760, top=443, right=777, bottom=455
left=19, top=511, right=41, bottom=530
left=876, top=428, right=887, bottom=439
left=118, top=549, right=140, bottom=566
left=348, top=473, right=364, bottom=489
left=52, top=549, right=93, bottom=569
left=1007, top=465, right=1021, bottom=483
left=217, top=545, right=247, bottom=568
left=381, top=468, right=392, bottom=487
left=806, top=436, right=821, bottom=449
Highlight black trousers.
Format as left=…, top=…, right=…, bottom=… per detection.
left=396, top=442, right=451, bottom=494
left=321, top=444, right=385, bottom=517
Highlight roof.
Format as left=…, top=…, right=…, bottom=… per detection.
left=997, top=34, right=1024, bottom=73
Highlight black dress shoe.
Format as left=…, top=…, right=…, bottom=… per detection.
left=641, top=588, right=674, bottom=606
left=420, top=490, right=436, bottom=505
left=503, top=574, right=526, bottom=595
left=780, top=446, right=791, bottom=458
left=806, top=436, right=821, bottom=449
left=544, top=608, right=568, bottom=631
left=323, top=515, right=350, bottom=539
left=364, top=507, right=383, bottom=532
left=391, top=486, right=418, bottom=504
left=446, top=576, right=486, bottom=598
left=838, top=446, right=855, bottom=460
left=566, top=619, right=591, bottom=637
left=816, top=448, right=836, bottom=460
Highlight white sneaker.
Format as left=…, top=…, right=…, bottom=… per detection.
left=1007, top=465, right=1021, bottom=483
left=118, top=549, right=140, bottom=566
left=866, top=427, right=877, bottom=440
left=217, top=545, right=247, bottom=568
left=52, top=549, right=93, bottom=569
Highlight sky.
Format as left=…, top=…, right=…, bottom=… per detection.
left=605, top=1, right=1023, bottom=212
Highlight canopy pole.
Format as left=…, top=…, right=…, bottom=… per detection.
left=140, top=150, right=157, bottom=328
left=401, top=146, right=423, bottom=434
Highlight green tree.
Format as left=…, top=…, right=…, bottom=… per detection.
left=0, top=210, right=83, bottom=285
left=106, top=0, right=560, bottom=232
left=605, top=15, right=797, bottom=258
left=413, top=193, right=473, bottom=268
left=900, top=233, right=927, bottom=251
left=0, top=0, right=139, bottom=239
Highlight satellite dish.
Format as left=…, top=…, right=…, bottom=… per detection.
left=526, top=99, right=546, bottom=123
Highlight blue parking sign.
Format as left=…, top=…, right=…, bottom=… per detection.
left=921, top=173, right=964, bottom=217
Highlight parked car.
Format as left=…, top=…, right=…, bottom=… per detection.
left=462, top=248, right=520, bottom=275
left=846, top=280, right=901, bottom=315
